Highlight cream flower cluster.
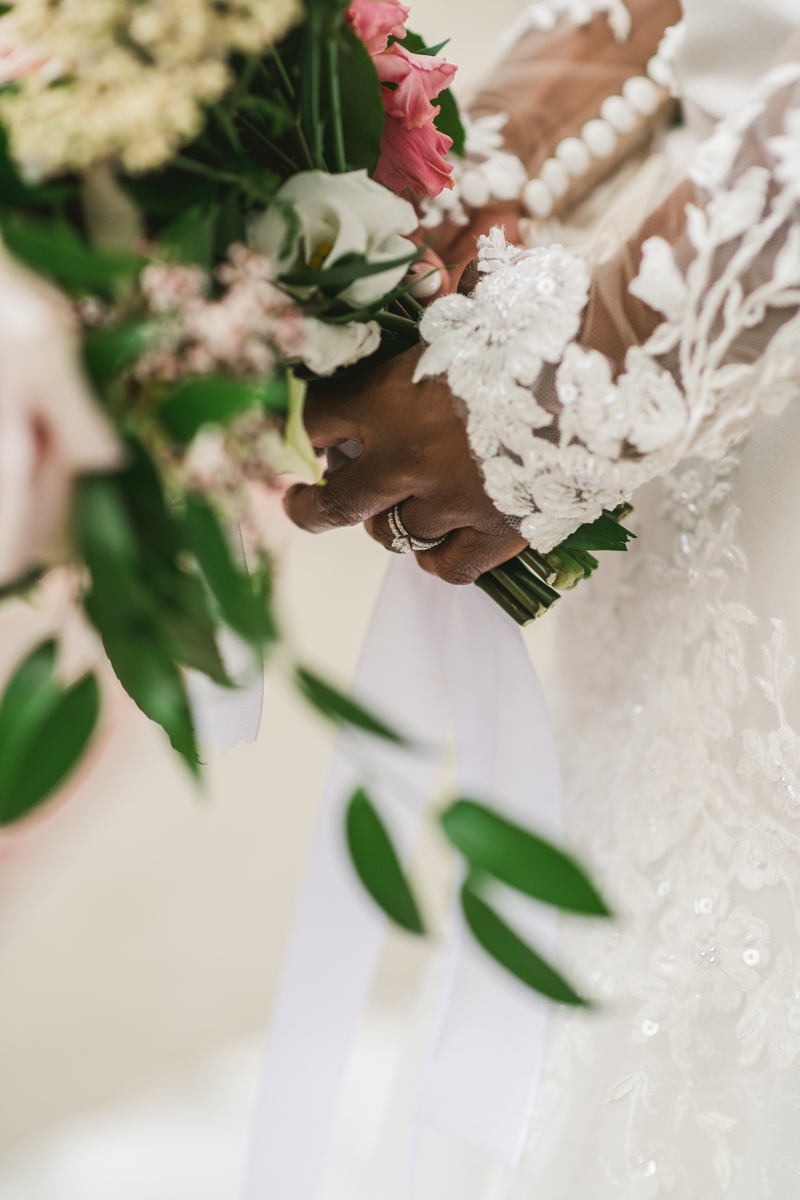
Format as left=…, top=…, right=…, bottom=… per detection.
left=0, top=0, right=299, bottom=179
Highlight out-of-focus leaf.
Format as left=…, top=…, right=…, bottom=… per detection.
left=560, top=511, right=636, bottom=553
left=122, top=170, right=217, bottom=217
left=183, top=495, right=276, bottom=647
left=433, top=87, right=466, bottom=158
left=0, top=641, right=60, bottom=794
left=280, top=247, right=418, bottom=290
left=83, top=321, right=153, bottom=393
left=336, top=24, right=385, bottom=174
left=0, top=215, right=142, bottom=296
left=0, top=674, right=99, bottom=824
left=96, top=622, right=199, bottom=771
left=441, top=800, right=610, bottom=915
left=0, top=127, right=76, bottom=210
left=295, top=667, right=405, bottom=743
left=0, top=641, right=100, bottom=824
left=75, top=447, right=222, bottom=773
left=284, top=371, right=323, bottom=482
left=159, top=377, right=270, bottom=443
left=159, top=203, right=219, bottom=268
left=461, top=882, right=586, bottom=1005
left=346, top=788, right=425, bottom=933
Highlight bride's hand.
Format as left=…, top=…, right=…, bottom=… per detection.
left=283, top=344, right=527, bottom=584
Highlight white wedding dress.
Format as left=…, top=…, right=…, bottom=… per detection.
left=403, top=4, right=800, bottom=1198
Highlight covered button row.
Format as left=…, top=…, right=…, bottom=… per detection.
left=522, top=75, right=661, bottom=218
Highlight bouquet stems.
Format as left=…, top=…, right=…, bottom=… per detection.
left=479, top=505, right=635, bottom=626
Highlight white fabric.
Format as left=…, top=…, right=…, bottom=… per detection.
left=243, top=554, right=564, bottom=1198
left=187, top=628, right=264, bottom=752
left=673, top=0, right=800, bottom=121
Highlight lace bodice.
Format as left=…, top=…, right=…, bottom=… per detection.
left=415, top=65, right=800, bottom=553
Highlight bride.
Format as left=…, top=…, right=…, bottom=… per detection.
left=277, top=0, right=800, bottom=1196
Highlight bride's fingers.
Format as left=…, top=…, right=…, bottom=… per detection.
left=414, top=526, right=528, bottom=585
left=284, top=457, right=405, bottom=533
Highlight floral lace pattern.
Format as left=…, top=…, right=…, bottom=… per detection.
left=498, top=440, right=800, bottom=1198
left=416, top=65, right=800, bottom=553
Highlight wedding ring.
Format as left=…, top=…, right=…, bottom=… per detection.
left=388, top=505, right=446, bottom=553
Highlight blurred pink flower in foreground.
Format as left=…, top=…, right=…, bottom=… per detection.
left=0, top=243, right=120, bottom=586
left=0, top=12, right=60, bottom=85
left=346, top=0, right=456, bottom=197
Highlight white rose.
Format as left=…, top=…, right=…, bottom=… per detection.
left=249, top=169, right=418, bottom=307
left=300, top=317, right=381, bottom=377
left=0, top=242, right=121, bottom=585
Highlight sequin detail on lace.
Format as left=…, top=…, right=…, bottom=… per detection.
left=415, top=66, right=800, bottom=554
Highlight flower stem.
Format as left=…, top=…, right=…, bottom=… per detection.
left=327, top=38, right=347, bottom=172
left=475, top=574, right=539, bottom=625
left=270, top=45, right=295, bottom=100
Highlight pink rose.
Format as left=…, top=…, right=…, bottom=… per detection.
left=345, top=1, right=457, bottom=198
left=346, top=0, right=409, bottom=54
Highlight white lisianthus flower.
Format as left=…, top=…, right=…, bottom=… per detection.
left=300, top=317, right=381, bottom=376
left=0, top=243, right=121, bottom=585
left=249, top=169, right=419, bottom=307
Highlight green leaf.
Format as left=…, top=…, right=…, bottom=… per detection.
left=294, top=667, right=405, bottom=743
left=122, top=170, right=218, bottom=217
left=0, top=642, right=100, bottom=824
left=0, top=675, right=99, bottom=825
left=560, top=511, right=636, bottom=553
left=336, top=24, right=385, bottom=174
left=0, top=641, right=60, bottom=794
left=0, top=215, right=142, bottom=296
left=183, top=495, right=276, bottom=647
left=346, top=788, right=424, bottom=933
left=461, top=882, right=586, bottom=1004
left=441, top=800, right=610, bottom=915
left=82, top=321, right=153, bottom=394
left=159, top=377, right=273, bottom=443
left=0, top=126, right=77, bottom=210
left=159, top=204, right=219, bottom=269
left=280, top=246, right=419, bottom=290
left=96, top=621, right=199, bottom=772
left=433, top=87, right=466, bottom=158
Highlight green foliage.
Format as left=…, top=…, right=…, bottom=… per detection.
left=0, top=125, right=77, bottom=214
left=159, top=375, right=288, bottom=444
left=433, top=88, right=466, bottom=158
left=182, top=496, right=276, bottom=648
left=460, top=881, right=586, bottom=1005
left=159, top=204, right=219, bottom=268
left=336, top=24, right=385, bottom=173
left=0, top=215, right=142, bottom=296
left=294, top=667, right=405, bottom=743
left=0, top=640, right=100, bottom=824
left=83, top=321, right=153, bottom=395
left=561, top=510, right=637, bottom=552
left=346, top=788, right=425, bottom=933
left=441, top=800, right=610, bottom=916
left=280, top=246, right=419, bottom=291
left=75, top=440, right=232, bottom=773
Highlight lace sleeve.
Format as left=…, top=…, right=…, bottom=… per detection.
left=415, top=64, right=800, bottom=553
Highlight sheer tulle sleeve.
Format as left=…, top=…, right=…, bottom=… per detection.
left=415, top=65, right=800, bottom=552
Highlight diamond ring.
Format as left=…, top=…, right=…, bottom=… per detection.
left=387, top=504, right=447, bottom=553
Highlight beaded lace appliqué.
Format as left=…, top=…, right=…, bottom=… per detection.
left=416, top=66, right=800, bottom=555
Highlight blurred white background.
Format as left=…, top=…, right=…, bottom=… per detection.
left=0, top=4, right=534, bottom=1193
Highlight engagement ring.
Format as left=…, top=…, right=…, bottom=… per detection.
left=388, top=505, right=447, bottom=553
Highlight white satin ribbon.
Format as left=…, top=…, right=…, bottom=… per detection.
left=243, top=554, right=563, bottom=1198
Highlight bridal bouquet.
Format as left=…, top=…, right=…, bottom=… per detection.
left=0, top=0, right=610, bottom=1003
